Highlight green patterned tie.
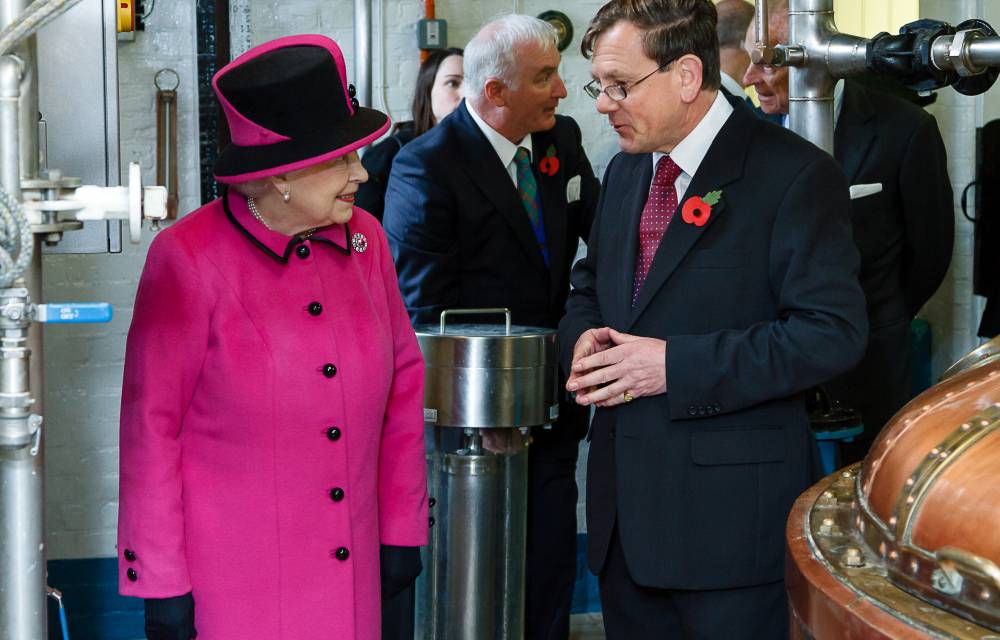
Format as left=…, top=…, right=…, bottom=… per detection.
left=514, top=147, right=550, bottom=266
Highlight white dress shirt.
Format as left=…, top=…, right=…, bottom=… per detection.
left=465, top=99, right=533, bottom=186
left=651, top=91, right=734, bottom=202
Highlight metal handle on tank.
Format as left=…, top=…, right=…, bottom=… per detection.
left=438, top=308, right=511, bottom=335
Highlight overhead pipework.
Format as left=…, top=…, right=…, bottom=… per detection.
left=753, top=0, right=1000, bottom=153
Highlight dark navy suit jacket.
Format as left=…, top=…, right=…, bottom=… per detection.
left=559, top=95, right=868, bottom=590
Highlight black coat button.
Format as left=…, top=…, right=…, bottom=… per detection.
left=124, top=549, right=136, bottom=562
left=429, top=516, right=435, bottom=528
left=609, top=427, right=616, bottom=440
left=308, top=302, right=323, bottom=316
left=322, top=363, right=337, bottom=378
left=335, top=547, right=350, bottom=561
left=127, top=568, right=137, bottom=582
left=428, top=497, right=436, bottom=508
left=326, top=426, right=342, bottom=441
left=330, top=487, right=345, bottom=502
left=296, top=244, right=310, bottom=259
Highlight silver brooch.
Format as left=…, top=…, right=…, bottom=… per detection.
left=351, top=232, right=368, bottom=253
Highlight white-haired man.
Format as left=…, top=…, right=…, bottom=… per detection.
left=384, top=14, right=599, bottom=640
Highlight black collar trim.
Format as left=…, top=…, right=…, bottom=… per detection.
left=222, top=187, right=352, bottom=264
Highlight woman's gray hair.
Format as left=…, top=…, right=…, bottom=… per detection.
left=463, top=14, right=558, bottom=97
left=228, top=178, right=271, bottom=198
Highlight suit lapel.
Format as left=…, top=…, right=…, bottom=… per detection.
left=534, top=131, right=564, bottom=304
left=613, top=156, right=653, bottom=328
left=453, top=103, right=547, bottom=271
left=834, top=81, right=877, bottom=183
left=628, top=103, right=749, bottom=327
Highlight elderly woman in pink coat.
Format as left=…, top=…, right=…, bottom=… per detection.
left=117, top=35, right=428, bottom=640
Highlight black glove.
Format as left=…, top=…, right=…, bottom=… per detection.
left=380, top=545, right=423, bottom=598
left=144, top=591, right=197, bottom=640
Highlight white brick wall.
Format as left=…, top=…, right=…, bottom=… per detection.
left=40, top=0, right=991, bottom=558
left=42, top=1, right=200, bottom=559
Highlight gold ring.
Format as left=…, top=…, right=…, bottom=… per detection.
left=623, top=391, right=634, bottom=403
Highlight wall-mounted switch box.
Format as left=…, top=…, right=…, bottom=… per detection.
left=418, top=19, right=448, bottom=50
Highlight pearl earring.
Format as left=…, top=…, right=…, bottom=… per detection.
left=282, top=189, right=291, bottom=203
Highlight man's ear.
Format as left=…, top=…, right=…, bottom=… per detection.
left=483, top=77, right=507, bottom=107
left=676, top=55, right=705, bottom=103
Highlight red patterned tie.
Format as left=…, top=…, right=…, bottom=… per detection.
left=633, top=156, right=682, bottom=304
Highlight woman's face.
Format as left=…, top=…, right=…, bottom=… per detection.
left=276, top=152, right=367, bottom=228
left=430, top=55, right=464, bottom=123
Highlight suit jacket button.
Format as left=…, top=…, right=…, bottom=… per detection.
left=428, top=497, right=436, bottom=508
left=127, top=568, right=137, bottom=582
left=715, top=403, right=722, bottom=412
left=326, top=426, right=342, bottom=441
left=697, top=406, right=706, bottom=416
left=429, top=516, right=436, bottom=528
left=330, top=487, right=345, bottom=502
left=335, top=547, right=350, bottom=561
left=688, top=406, right=697, bottom=416
left=308, top=302, right=323, bottom=316
left=296, top=244, right=310, bottom=259
left=124, top=549, right=136, bottom=562
left=322, top=363, right=337, bottom=378
left=609, top=427, right=616, bottom=440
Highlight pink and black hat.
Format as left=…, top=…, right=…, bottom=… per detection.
left=212, top=34, right=390, bottom=184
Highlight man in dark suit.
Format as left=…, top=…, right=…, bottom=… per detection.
left=743, top=0, right=954, bottom=461
left=559, top=1, right=867, bottom=637
left=383, top=14, right=599, bottom=640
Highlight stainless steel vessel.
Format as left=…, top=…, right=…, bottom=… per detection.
left=415, top=309, right=559, bottom=640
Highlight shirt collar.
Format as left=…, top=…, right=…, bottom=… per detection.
left=223, top=189, right=352, bottom=263
left=653, top=90, right=734, bottom=177
left=719, top=72, right=745, bottom=100
left=465, top=99, right=533, bottom=166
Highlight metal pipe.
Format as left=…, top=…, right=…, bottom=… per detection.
left=967, top=37, right=1000, bottom=67
left=787, top=0, right=837, bottom=155
left=444, top=452, right=499, bottom=640
left=353, top=0, right=372, bottom=108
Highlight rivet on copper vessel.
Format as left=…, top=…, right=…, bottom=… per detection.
left=931, top=448, right=940, bottom=455
left=906, top=495, right=915, bottom=504
left=889, top=516, right=897, bottom=526
left=821, top=490, right=834, bottom=499
left=910, top=559, right=919, bottom=573
left=981, top=419, right=991, bottom=426
left=855, top=516, right=862, bottom=528
left=939, top=451, right=949, bottom=459
left=841, top=471, right=853, bottom=478
left=905, top=477, right=915, bottom=486
left=878, top=542, right=886, bottom=556
left=889, top=550, right=898, bottom=560
left=982, top=589, right=992, bottom=601
left=945, top=391, right=954, bottom=398
left=961, top=423, right=971, bottom=430
left=922, top=404, right=931, bottom=412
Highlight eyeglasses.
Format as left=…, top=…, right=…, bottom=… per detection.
left=583, top=62, right=671, bottom=101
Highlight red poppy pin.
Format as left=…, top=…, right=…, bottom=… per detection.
left=539, top=144, right=560, bottom=176
left=681, top=190, right=722, bottom=227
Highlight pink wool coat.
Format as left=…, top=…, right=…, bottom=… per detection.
left=118, top=191, right=428, bottom=639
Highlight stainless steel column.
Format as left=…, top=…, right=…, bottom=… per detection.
left=444, top=451, right=499, bottom=640
left=415, top=310, right=558, bottom=640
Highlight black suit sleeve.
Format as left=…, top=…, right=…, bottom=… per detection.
left=356, top=136, right=404, bottom=223
left=565, top=118, right=600, bottom=244
left=666, top=155, right=869, bottom=419
left=899, top=115, right=954, bottom=317
left=558, top=157, right=617, bottom=375
left=383, top=148, right=460, bottom=324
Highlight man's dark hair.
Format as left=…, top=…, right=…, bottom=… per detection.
left=716, top=0, right=755, bottom=50
left=404, top=47, right=464, bottom=137
left=581, top=0, right=721, bottom=91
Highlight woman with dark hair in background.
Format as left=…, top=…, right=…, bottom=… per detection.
left=356, top=47, right=464, bottom=221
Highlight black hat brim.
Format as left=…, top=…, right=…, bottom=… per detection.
left=214, top=106, right=389, bottom=183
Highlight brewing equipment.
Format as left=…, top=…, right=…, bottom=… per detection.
left=787, top=337, right=1000, bottom=639
left=415, top=309, right=559, bottom=640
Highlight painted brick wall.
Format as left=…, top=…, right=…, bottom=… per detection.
left=38, top=0, right=993, bottom=560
